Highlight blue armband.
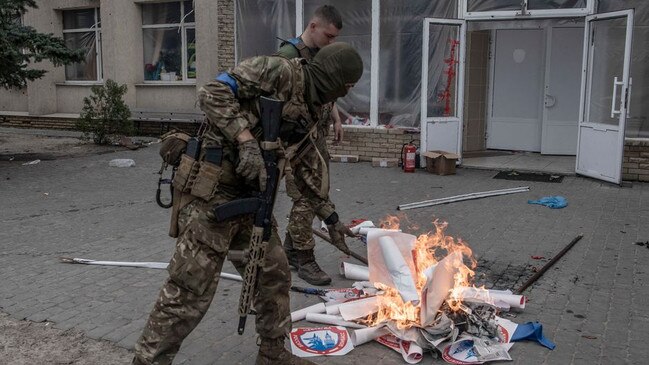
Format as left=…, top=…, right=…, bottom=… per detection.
left=215, top=72, right=239, bottom=97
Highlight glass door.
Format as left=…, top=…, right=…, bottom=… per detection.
left=576, top=10, right=634, bottom=184
left=420, top=18, right=466, bottom=162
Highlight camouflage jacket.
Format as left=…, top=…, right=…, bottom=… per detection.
left=276, top=39, right=336, bottom=220
left=197, top=56, right=320, bottom=197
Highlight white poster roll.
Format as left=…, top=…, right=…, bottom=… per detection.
left=290, top=302, right=326, bottom=322
left=351, top=220, right=376, bottom=234
left=350, top=326, right=390, bottom=346
left=339, top=262, right=370, bottom=281
left=305, top=313, right=367, bottom=329
left=456, top=287, right=526, bottom=309
left=325, top=303, right=341, bottom=315
left=399, top=340, right=424, bottom=364
left=338, top=296, right=380, bottom=321
left=378, top=236, right=419, bottom=304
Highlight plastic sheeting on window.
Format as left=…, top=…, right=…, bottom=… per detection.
left=304, top=0, right=372, bottom=123
left=236, top=0, right=456, bottom=127
left=235, top=0, right=296, bottom=61
left=234, top=0, right=647, bottom=135
left=64, top=31, right=98, bottom=81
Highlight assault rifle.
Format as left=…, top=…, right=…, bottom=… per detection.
left=211, top=96, right=284, bottom=335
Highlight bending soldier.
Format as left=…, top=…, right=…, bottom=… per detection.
left=132, top=42, right=363, bottom=365
left=276, top=5, right=355, bottom=286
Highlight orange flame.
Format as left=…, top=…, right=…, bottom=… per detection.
left=364, top=218, right=477, bottom=328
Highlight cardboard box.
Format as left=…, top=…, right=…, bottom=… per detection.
left=371, top=157, right=399, bottom=168
left=422, top=150, right=459, bottom=175
left=330, top=154, right=359, bottom=163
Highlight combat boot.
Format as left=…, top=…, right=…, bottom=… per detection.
left=256, top=336, right=316, bottom=365
left=296, top=249, right=331, bottom=286
left=283, top=234, right=299, bottom=269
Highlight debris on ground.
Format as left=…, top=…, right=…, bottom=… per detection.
left=288, top=222, right=556, bottom=362
left=108, top=158, right=135, bottom=167
left=527, top=196, right=567, bottom=209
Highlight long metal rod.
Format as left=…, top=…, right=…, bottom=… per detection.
left=515, top=234, right=584, bottom=294
left=311, top=228, right=369, bottom=265
left=398, top=186, right=529, bottom=210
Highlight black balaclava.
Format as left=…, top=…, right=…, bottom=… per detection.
left=303, top=42, right=363, bottom=106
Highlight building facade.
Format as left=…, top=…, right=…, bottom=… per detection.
left=1, top=0, right=648, bottom=182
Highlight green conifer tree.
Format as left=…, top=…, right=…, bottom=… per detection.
left=0, top=0, right=85, bottom=89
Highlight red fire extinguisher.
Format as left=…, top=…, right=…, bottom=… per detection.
left=401, top=140, right=417, bottom=173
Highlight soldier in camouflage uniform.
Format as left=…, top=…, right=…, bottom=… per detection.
left=131, top=42, right=363, bottom=365
left=276, top=5, right=355, bottom=285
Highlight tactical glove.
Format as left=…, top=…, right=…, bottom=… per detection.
left=236, top=139, right=267, bottom=191
left=324, top=212, right=355, bottom=255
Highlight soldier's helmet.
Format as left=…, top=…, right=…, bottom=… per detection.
left=307, top=42, right=363, bottom=104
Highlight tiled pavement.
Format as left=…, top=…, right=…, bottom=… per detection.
left=1, top=137, right=648, bottom=364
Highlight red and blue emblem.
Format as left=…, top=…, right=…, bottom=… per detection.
left=290, top=326, right=352, bottom=356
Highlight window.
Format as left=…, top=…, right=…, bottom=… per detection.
left=462, top=0, right=594, bottom=19
left=142, top=1, right=196, bottom=82
left=63, top=8, right=102, bottom=81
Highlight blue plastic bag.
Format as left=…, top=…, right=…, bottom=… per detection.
left=528, top=196, right=567, bottom=209
left=511, top=321, right=556, bottom=350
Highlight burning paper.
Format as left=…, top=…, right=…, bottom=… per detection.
left=420, top=251, right=464, bottom=326
left=378, top=236, right=419, bottom=304
left=290, top=326, right=354, bottom=357
left=367, top=230, right=417, bottom=293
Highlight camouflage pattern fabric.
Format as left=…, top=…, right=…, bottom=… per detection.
left=133, top=198, right=291, bottom=365
left=277, top=43, right=338, bottom=251
left=285, top=105, right=336, bottom=250
left=133, top=55, right=317, bottom=365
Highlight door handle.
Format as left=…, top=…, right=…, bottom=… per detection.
left=610, top=76, right=625, bottom=118
left=544, top=94, right=556, bottom=108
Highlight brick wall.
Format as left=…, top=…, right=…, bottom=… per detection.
left=217, top=0, right=235, bottom=69
left=4, top=114, right=649, bottom=182
left=623, top=139, right=649, bottom=182
left=0, top=115, right=77, bottom=130
left=326, top=126, right=420, bottom=161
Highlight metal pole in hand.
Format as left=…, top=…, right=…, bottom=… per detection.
left=311, top=228, right=369, bottom=265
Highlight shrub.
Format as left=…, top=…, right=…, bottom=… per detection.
left=76, top=79, right=133, bottom=144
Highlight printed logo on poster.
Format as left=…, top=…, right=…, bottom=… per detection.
left=441, top=339, right=482, bottom=365
left=291, top=326, right=350, bottom=356
left=498, top=324, right=511, bottom=343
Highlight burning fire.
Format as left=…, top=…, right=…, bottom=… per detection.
left=365, top=217, right=478, bottom=328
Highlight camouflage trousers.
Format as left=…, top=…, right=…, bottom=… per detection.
left=285, top=136, right=331, bottom=251
left=133, top=198, right=291, bottom=365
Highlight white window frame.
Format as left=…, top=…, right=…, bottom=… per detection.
left=62, top=7, right=102, bottom=83
left=142, top=1, right=196, bottom=83
left=460, top=0, right=595, bottom=20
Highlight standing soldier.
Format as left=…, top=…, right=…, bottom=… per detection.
left=132, top=42, right=363, bottom=365
left=276, top=5, right=356, bottom=286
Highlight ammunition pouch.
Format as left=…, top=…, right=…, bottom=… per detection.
left=172, top=151, right=224, bottom=202
left=169, top=145, right=224, bottom=237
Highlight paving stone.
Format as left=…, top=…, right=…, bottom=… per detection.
left=1, top=135, right=648, bottom=364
